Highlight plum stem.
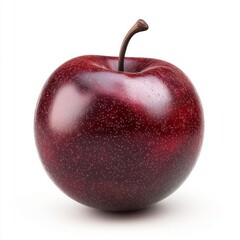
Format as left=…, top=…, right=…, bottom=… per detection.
left=118, top=19, right=149, bottom=72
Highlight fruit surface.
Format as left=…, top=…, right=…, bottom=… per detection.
left=34, top=55, right=204, bottom=211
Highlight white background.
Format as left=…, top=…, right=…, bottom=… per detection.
left=1, top=0, right=240, bottom=239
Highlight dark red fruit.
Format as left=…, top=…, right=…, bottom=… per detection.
left=34, top=55, right=203, bottom=211
left=34, top=20, right=203, bottom=211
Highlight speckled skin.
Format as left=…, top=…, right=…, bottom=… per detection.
left=34, top=55, right=204, bottom=211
